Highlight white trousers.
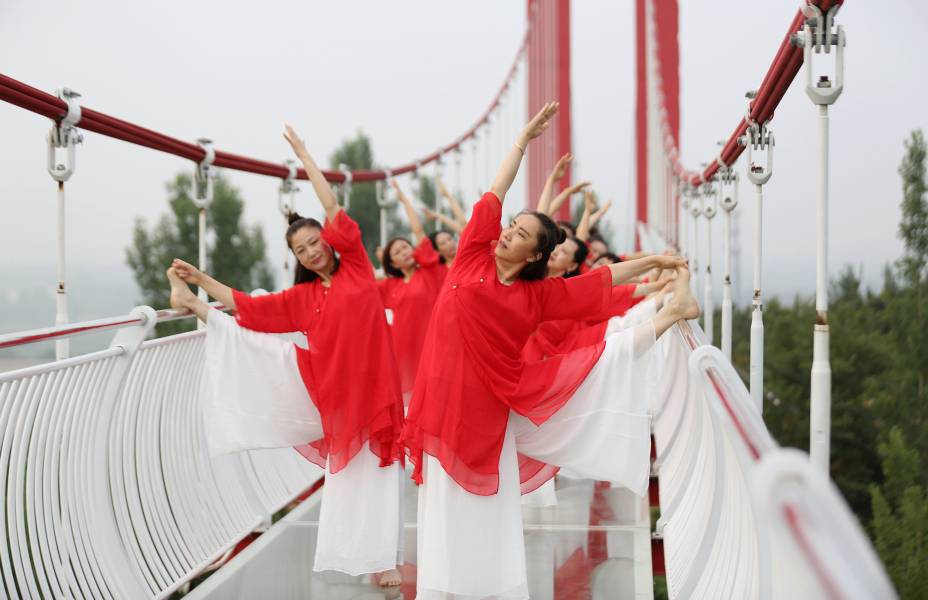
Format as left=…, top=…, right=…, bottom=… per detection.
left=416, top=322, right=660, bottom=599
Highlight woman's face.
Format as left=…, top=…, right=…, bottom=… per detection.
left=495, top=213, right=544, bottom=267
left=589, top=240, right=609, bottom=262
left=435, top=232, right=457, bottom=261
left=547, top=238, right=579, bottom=277
left=388, top=239, right=416, bottom=271
left=290, top=225, right=335, bottom=274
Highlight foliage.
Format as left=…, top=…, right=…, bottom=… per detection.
left=125, top=172, right=274, bottom=336
left=328, top=132, right=404, bottom=261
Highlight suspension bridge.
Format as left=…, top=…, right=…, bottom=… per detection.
left=0, top=0, right=899, bottom=598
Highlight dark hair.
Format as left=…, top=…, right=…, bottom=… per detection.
left=589, top=234, right=608, bottom=250
left=557, top=220, right=576, bottom=238
left=428, top=230, right=454, bottom=264
left=517, top=210, right=566, bottom=281
left=563, top=235, right=590, bottom=278
left=382, top=237, right=413, bottom=278
left=598, top=251, right=622, bottom=265
left=286, top=212, right=339, bottom=285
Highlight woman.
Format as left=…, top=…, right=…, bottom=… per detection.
left=379, top=179, right=448, bottom=402
left=402, top=102, right=698, bottom=599
left=165, top=125, right=405, bottom=587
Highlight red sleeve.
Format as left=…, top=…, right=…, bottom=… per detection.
left=233, top=287, right=306, bottom=333
left=455, top=192, right=501, bottom=263
left=322, top=209, right=370, bottom=272
left=413, top=236, right=441, bottom=269
left=590, top=284, right=638, bottom=321
left=535, top=267, right=612, bottom=321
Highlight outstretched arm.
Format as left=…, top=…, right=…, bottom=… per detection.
left=590, top=199, right=612, bottom=229
left=576, top=188, right=596, bottom=241
left=392, top=179, right=426, bottom=243
left=547, top=180, right=590, bottom=218
left=536, top=153, right=572, bottom=215
left=424, top=207, right=464, bottom=233
left=608, top=254, right=686, bottom=286
left=490, top=101, right=559, bottom=204
left=171, top=258, right=235, bottom=309
left=436, top=178, right=468, bottom=227
left=283, top=125, right=340, bottom=223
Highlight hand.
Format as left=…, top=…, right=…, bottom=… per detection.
left=598, top=200, right=613, bottom=215
left=171, top=258, right=203, bottom=286
left=283, top=124, right=310, bottom=159
left=423, top=207, right=439, bottom=220
left=436, top=177, right=450, bottom=197
left=521, top=101, right=559, bottom=143
left=552, top=153, right=572, bottom=181
left=583, top=188, right=597, bottom=213
left=569, top=180, right=592, bottom=195
left=655, top=255, right=687, bottom=271
left=375, top=246, right=384, bottom=265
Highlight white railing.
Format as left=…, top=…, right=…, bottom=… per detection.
left=0, top=306, right=323, bottom=599
left=651, top=318, right=896, bottom=600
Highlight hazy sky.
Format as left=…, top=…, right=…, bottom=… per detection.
left=1, top=0, right=926, bottom=310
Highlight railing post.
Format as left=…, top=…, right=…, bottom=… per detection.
left=338, top=164, right=353, bottom=211
left=46, top=87, right=83, bottom=360
left=719, top=165, right=740, bottom=361
left=703, top=181, right=718, bottom=345
left=95, top=306, right=158, bottom=598
left=193, top=139, right=215, bottom=314
left=377, top=169, right=395, bottom=251
left=277, top=159, right=298, bottom=290
left=795, top=3, right=845, bottom=474
left=679, top=181, right=690, bottom=262
left=742, top=106, right=774, bottom=416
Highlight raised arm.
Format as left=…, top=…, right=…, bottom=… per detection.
left=536, top=153, right=572, bottom=215
left=283, top=125, right=340, bottom=223
left=547, top=180, right=590, bottom=218
left=576, top=188, right=596, bottom=242
left=424, top=207, right=464, bottom=233
left=490, top=101, right=559, bottom=204
left=392, top=179, right=426, bottom=243
left=590, top=199, right=612, bottom=229
left=436, top=178, right=468, bottom=227
left=607, top=254, right=686, bottom=286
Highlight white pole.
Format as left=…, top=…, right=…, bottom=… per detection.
left=46, top=88, right=82, bottom=360
left=745, top=119, right=773, bottom=416
left=703, top=185, right=717, bottom=344
left=55, top=182, right=69, bottom=360
left=689, top=191, right=702, bottom=306
left=750, top=181, right=765, bottom=413
left=803, top=7, right=844, bottom=473
left=720, top=169, right=738, bottom=361
left=193, top=139, right=215, bottom=322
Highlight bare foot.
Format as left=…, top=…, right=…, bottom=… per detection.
left=374, top=567, right=402, bottom=587
left=166, top=267, right=197, bottom=310
left=668, top=267, right=700, bottom=321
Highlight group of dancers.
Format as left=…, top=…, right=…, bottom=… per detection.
left=166, top=101, right=699, bottom=598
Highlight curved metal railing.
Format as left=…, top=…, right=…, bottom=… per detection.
left=0, top=306, right=322, bottom=599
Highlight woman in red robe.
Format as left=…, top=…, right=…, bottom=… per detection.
left=165, top=125, right=404, bottom=587
left=378, top=179, right=448, bottom=402
left=403, top=102, right=699, bottom=599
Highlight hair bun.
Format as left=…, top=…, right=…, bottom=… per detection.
left=287, top=211, right=304, bottom=225
left=557, top=228, right=568, bottom=245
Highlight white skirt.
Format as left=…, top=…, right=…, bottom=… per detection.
left=202, top=309, right=402, bottom=575
left=416, top=322, right=660, bottom=599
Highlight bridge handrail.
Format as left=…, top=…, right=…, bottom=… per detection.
left=0, top=305, right=322, bottom=599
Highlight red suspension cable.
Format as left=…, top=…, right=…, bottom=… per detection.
left=656, top=0, right=843, bottom=186
left=0, top=30, right=528, bottom=183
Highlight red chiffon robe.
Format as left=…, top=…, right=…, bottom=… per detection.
left=232, top=209, right=404, bottom=473
left=377, top=238, right=447, bottom=398
left=522, top=283, right=645, bottom=362
left=402, top=192, right=614, bottom=496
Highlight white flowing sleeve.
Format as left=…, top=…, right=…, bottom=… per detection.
left=202, top=309, right=323, bottom=456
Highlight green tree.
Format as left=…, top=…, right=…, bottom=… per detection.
left=869, top=428, right=928, bottom=598
left=329, top=131, right=403, bottom=261
left=126, top=172, right=274, bottom=336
